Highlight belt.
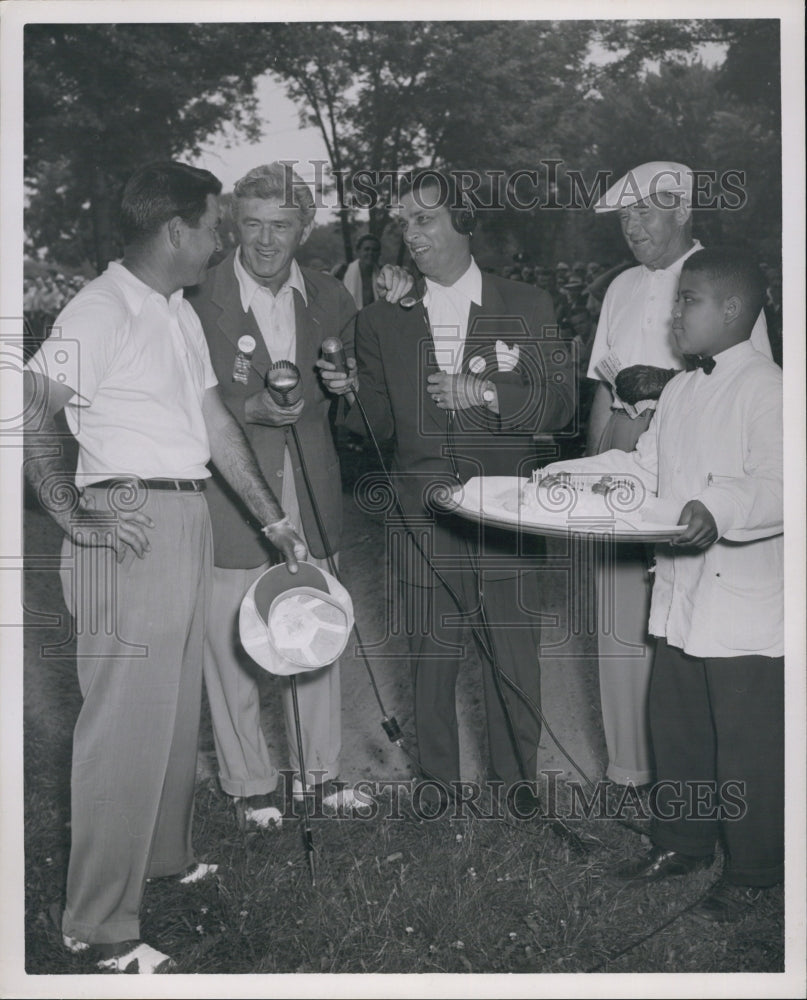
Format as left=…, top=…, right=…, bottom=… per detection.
left=86, top=478, right=207, bottom=493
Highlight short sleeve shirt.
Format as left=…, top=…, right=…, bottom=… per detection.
left=25, top=261, right=218, bottom=484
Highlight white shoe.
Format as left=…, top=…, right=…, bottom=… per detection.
left=96, top=940, right=175, bottom=973
left=235, top=792, right=283, bottom=830
left=178, top=862, right=219, bottom=884
left=322, top=787, right=365, bottom=813
left=244, top=804, right=283, bottom=828
left=63, top=933, right=88, bottom=954
left=146, top=861, right=219, bottom=885
left=292, top=777, right=365, bottom=814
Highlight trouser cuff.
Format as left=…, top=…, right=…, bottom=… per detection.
left=63, top=910, right=140, bottom=947
left=218, top=774, right=279, bottom=798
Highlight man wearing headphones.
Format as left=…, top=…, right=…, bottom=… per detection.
left=323, top=171, right=574, bottom=811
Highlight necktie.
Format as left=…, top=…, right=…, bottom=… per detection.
left=683, top=354, right=716, bottom=374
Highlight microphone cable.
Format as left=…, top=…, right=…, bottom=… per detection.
left=341, top=336, right=608, bottom=830
left=269, top=358, right=472, bottom=800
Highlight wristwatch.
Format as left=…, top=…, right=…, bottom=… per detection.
left=481, top=381, right=496, bottom=408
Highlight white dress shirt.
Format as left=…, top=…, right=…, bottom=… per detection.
left=26, top=261, right=218, bottom=483
left=588, top=241, right=772, bottom=412
left=551, top=340, right=783, bottom=658
left=234, top=250, right=307, bottom=363
left=232, top=251, right=307, bottom=513
left=423, top=258, right=483, bottom=374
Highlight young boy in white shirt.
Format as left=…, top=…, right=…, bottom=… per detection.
left=542, top=247, right=783, bottom=922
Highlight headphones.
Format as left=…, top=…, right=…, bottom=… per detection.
left=405, top=172, right=476, bottom=237
left=450, top=197, right=476, bottom=236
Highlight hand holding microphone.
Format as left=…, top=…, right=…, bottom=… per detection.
left=316, top=337, right=358, bottom=400
left=245, top=361, right=305, bottom=427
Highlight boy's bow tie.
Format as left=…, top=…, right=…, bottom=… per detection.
left=684, top=354, right=716, bottom=374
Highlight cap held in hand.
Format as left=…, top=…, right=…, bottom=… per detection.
left=239, top=562, right=354, bottom=676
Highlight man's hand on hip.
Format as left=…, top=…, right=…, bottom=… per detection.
left=68, top=503, right=155, bottom=562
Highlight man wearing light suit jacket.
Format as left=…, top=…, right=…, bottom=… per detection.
left=188, top=163, right=410, bottom=825
left=323, top=172, right=575, bottom=811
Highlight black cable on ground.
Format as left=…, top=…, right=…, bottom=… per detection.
left=584, top=891, right=712, bottom=972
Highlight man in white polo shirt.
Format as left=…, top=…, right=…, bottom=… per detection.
left=585, top=161, right=771, bottom=789
left=23, top=161, right=306, bottom=974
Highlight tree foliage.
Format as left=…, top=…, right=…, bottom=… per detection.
left=25, top=23, right=263, bottom=269
left=24, top=18, right=782, bottom=273
left=253, top=18, right=781, bottom=267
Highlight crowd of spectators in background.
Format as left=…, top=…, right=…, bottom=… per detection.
left=23, top=273, right=89, bottom=360
left=23, top=250, right=782, bottom=454
left=492, top=254, right=783, bottom=457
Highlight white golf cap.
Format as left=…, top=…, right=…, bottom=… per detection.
left=239, top=562, right=354, bottom=676
left=594, top=161, right=693, bottom=213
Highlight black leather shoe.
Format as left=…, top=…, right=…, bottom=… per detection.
left=690, top=880, right=763, bottom=923
left=613, top=845, right=714, bottom=882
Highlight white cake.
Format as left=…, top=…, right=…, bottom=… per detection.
left=520, top=470, right=643, bottom=519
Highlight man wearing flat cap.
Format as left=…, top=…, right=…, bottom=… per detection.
left=585, top=160, right=771, bottom=789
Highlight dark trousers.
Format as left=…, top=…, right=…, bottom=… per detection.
left=649, top=638, right=784, bottom=887
left=401, top=566, right=542, bottom=789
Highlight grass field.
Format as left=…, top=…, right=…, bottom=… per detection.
left=19, top=452, right=788, bottom=982
left=22, top=607, right=785, bottom=977
left=24, top=743, right=785, bottom=977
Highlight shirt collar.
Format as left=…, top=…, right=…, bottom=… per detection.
left=644, top=239, right=703, bottom=278
left=107, top=260, right=185, bottom=316
left=234, top=250, right=308, bottom=312
left=424, top=258, right=483, bottom=305
left=709, top=338, right=756, bottom=372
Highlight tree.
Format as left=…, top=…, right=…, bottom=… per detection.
left=25, top=19, right=780, bottom=275
left=25, top=24, right=263, bottom=271
left=255, top=21, right=598, bottom=263
left=252, top=22, right=489, bottom=260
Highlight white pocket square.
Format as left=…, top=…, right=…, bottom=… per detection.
left=495, top=340, right=520, bottom=372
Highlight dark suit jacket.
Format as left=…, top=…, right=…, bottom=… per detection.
left=344, top=271, right=574, bottom=582
left=188, top=252, right=356, bottom=569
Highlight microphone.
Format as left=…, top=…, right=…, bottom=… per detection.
left=265, top=361, right=303, bottom=407
left=399, top=277, right=426, bottom=310
left=321, top=337, right=347, bottom=375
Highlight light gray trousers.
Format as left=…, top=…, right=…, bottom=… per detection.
left=60, top=488, right=211, bottom=945
left=595, top=408, right=656, bottom=786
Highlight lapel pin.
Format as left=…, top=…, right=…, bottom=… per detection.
left=233, top=335, right=256, bottom=383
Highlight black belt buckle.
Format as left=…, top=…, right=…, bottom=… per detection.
left=155, top=478, right=204, bottom=492
left=86, top=477, right=205, bottom=492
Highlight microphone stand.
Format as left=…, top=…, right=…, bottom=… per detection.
left=265, top=364, right=407, bottom=833
left=264, top=363, right=317, bottom=884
